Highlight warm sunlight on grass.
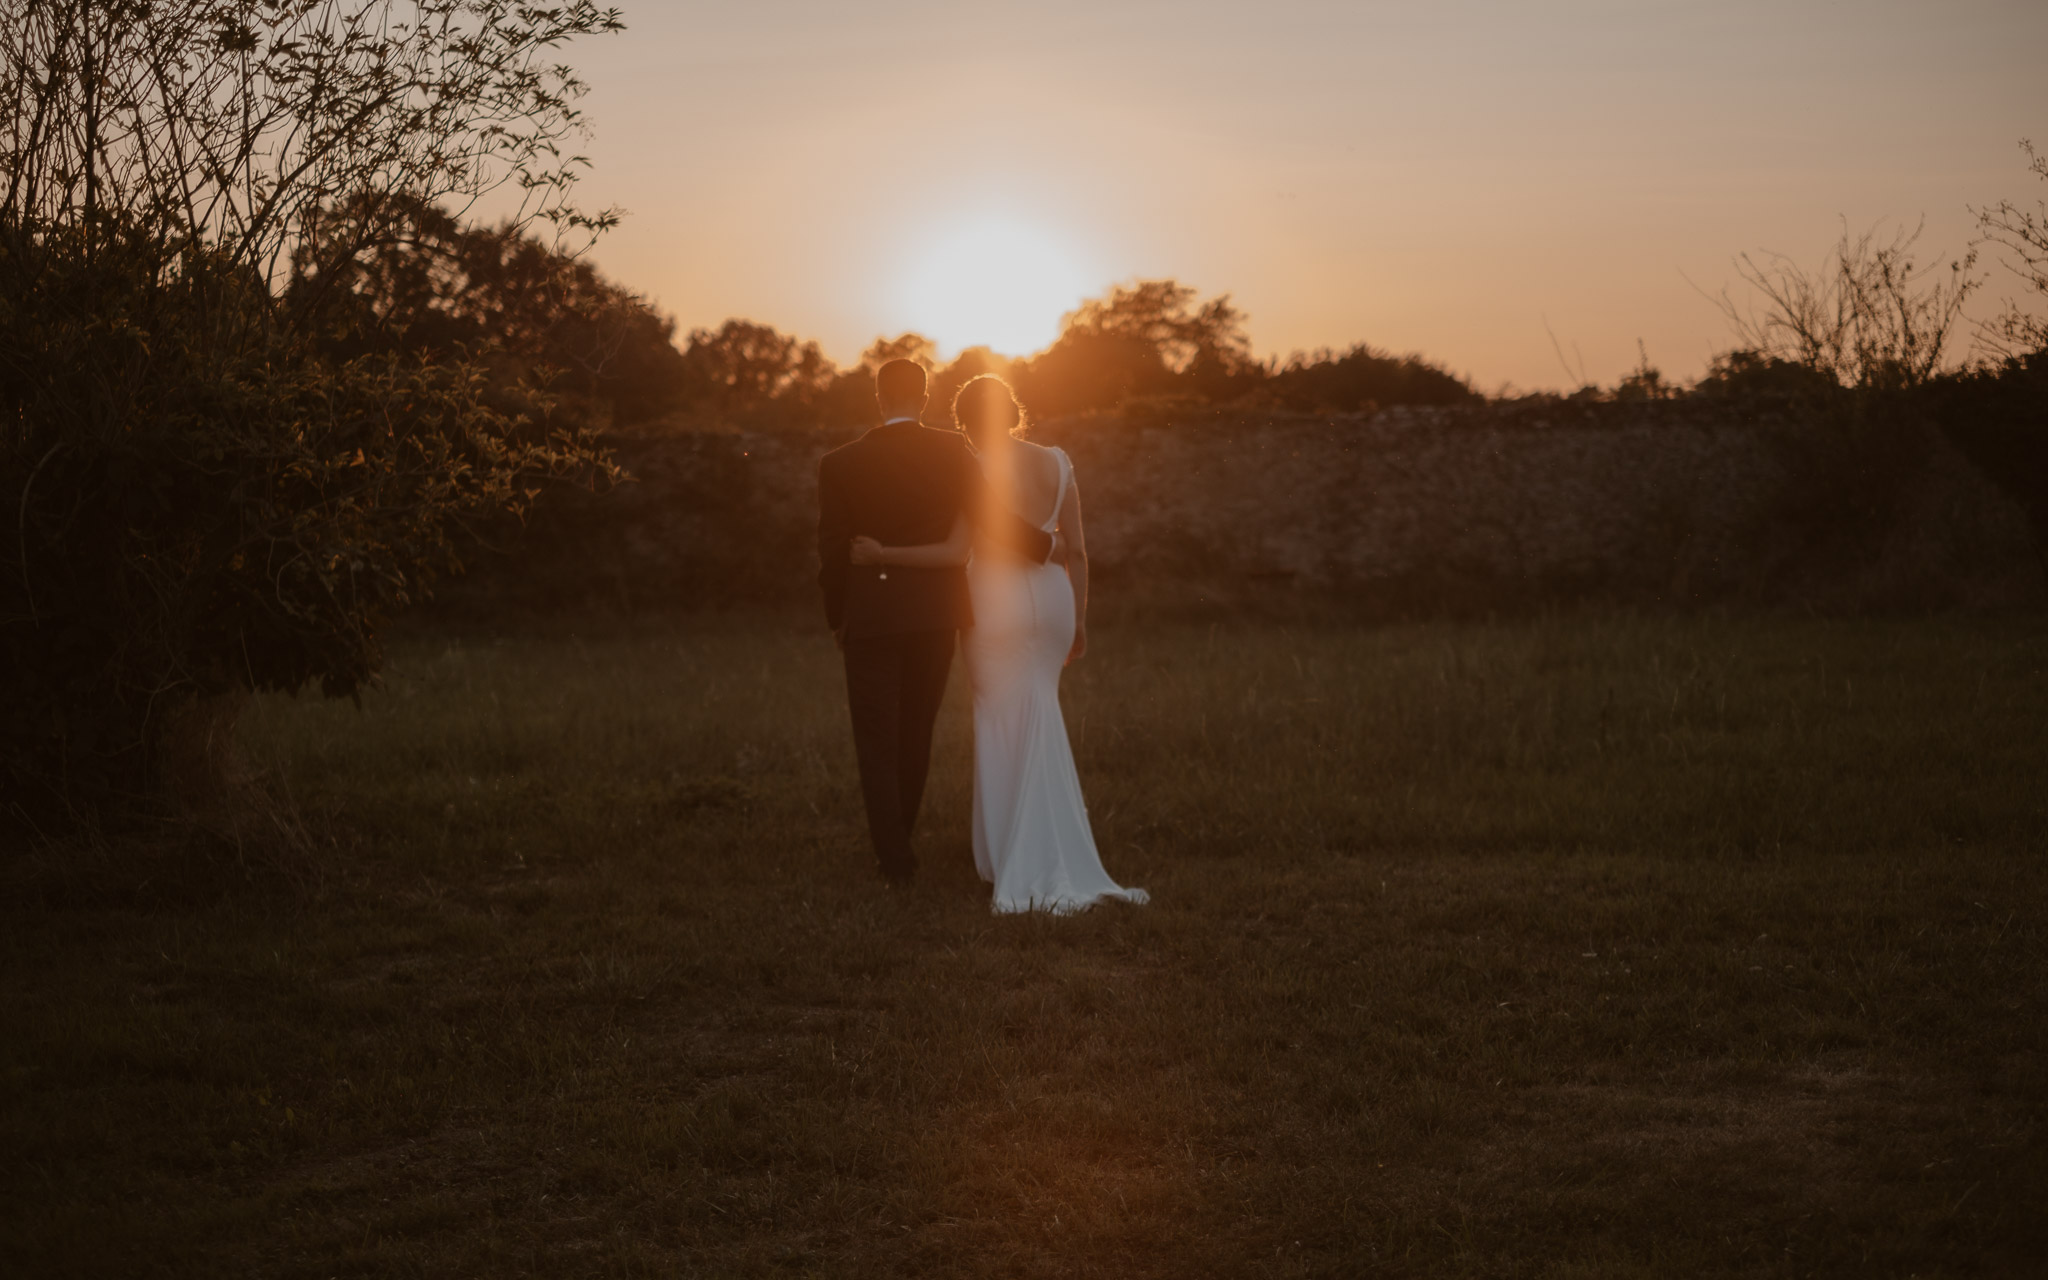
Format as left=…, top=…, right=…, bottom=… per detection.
left=900, top=215, right=1096, bottom=356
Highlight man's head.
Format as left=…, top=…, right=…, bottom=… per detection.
left=875, top=359, right=928, bottom=421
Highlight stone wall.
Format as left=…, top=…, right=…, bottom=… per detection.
left=441, top=402, right=2043, bottom=619
left=1037, top=402, right=2041, bottom=613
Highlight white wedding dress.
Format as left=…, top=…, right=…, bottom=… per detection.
left=964, top=445, right=1148, bottom=914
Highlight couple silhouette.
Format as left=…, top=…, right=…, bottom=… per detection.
left=815, top=360, right=1146, bottom=913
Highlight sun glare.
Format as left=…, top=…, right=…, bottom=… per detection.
left=899, top=216, right=1095, bottom=358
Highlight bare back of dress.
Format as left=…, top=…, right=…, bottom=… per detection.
left=963, top=444, right=1147, bottom=913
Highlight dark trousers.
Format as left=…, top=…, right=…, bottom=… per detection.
left=841, top=628, right=956, bottom=879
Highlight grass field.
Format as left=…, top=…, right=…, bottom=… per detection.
left=4, top=611, right=2046, bottom=1277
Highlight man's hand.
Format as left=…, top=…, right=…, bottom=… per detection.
left=849, top=535, right=886, bottom=565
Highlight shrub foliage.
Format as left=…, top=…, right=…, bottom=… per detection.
left=0, top=1, right=623, bottom=812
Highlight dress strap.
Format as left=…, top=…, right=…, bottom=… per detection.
left=1046, top=447, right=1072, bottom=531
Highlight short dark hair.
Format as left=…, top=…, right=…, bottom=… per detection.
left=875, top=359, right=927, bottom=407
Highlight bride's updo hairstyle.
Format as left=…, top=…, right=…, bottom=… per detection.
left=951, top=374, right=1027, bottom=448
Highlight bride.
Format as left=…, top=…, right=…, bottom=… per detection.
left=849, top=375, right=1147, bottom=914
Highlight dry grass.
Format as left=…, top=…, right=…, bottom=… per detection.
left=3, top=611, right=2045, bottom=1277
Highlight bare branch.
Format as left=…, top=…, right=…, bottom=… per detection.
left=1971, top=139, right=2048, bottom=360
left=1708, top=218, right=1981, bottom=388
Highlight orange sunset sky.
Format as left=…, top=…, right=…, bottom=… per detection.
left=560, top=0, right=2046, bottom=392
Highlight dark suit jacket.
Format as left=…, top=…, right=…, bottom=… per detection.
left=817, top=421, right=1055, bottom=638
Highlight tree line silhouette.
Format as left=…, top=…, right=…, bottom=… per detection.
left=334, top=213, right=1482, bottom=435
left=364, top=203, right=2046, bottom=584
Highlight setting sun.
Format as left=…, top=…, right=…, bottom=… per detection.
left=897, top=215, right=1096, bottom=357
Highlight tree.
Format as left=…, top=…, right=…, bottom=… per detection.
left=931, top=346, right=1014, bottom=422
left=1973, top=139, right=2048, bottom=359
left=1917, top=143, right=2048, bottom=575
left=313, top=196, right=690, bottom=428
left=859, top=333, right=938, bottom=371
left=1065, top=281, right=1253, bottom=373
left=1013, top=280, right=1259, bottom=415
left=795, top=331, right=937, bottom=428
left=0, top=1, right=623, bottom=814
left=1708, top=220, right=1979, bottom=390
left=677, top=320, right=835, bottom=422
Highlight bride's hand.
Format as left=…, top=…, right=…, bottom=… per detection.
left=1067, top=626, right=1087, bottom=665
left=849, top=535, right=886, bottom=565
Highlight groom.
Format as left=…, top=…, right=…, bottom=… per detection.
left=816, top=359, right=1056, bottom=884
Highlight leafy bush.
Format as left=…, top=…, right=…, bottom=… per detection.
left=0, top=220, right=606, bottom=808
left=1267, top=343, right=1476, bottom=412
left=0, top=1, right=623, bottom=816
